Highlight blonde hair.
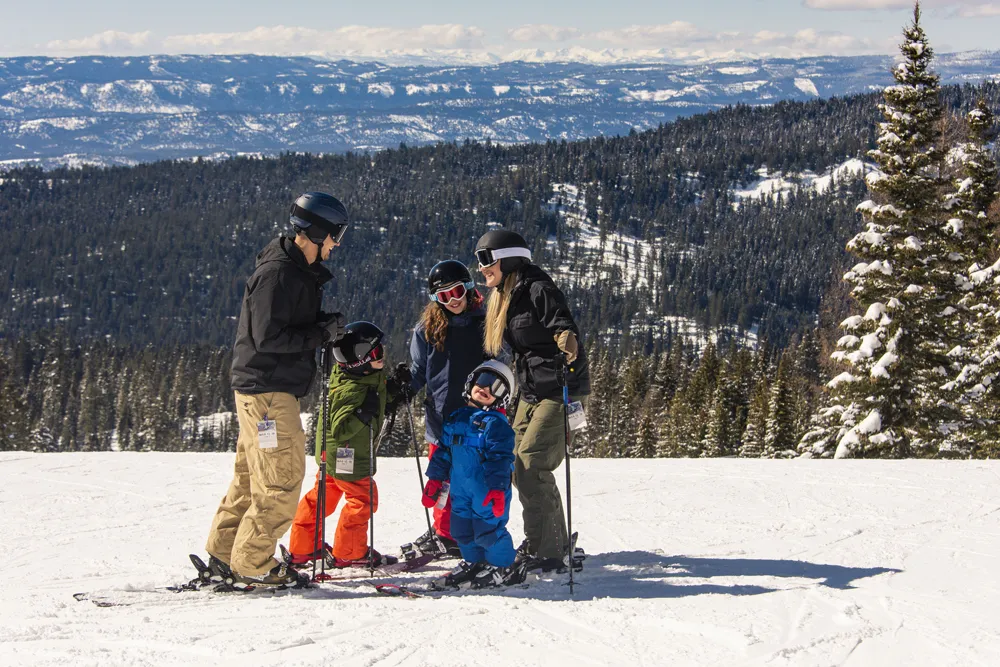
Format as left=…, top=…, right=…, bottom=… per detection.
left=484, top=272, right=519, bottom=357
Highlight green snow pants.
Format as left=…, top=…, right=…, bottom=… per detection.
left=512, top=396, right=585, bottom=560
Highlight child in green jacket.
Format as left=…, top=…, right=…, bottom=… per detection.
left=288, top=321, right=410, bottom=568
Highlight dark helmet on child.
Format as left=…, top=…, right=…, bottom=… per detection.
left=333, top=321, right=385, bottom=376
left=427, top=259, right=476, bottom=304
left=290, top=192, right=349, bottom=246
left=463, top=360, right=516, bottom=410
left=474, top=229, right=531, bottom=275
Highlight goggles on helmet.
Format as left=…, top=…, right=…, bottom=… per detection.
left=475, top=246, right=531, bottom=269
left=290, top=203, right=348, bottom=244
left=472, top=371, right=509, bottom=400
left=335, top=342, right=384, bottom=368
left=430, top=281, right=474, bottom=304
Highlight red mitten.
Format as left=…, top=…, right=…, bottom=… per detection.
left=422, top=479, right=443, bottom=508
left=482, top=489, right=505, bottom=518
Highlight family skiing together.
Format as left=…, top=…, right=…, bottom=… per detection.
left=198, top=190, right=590, bottom=593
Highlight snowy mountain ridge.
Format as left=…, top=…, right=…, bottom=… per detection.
left=2, top=51, right=999, bottom=168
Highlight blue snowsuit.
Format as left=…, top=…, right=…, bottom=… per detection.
left=425, top=406, right=517, bottom=567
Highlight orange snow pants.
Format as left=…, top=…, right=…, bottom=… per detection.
left=289, top=472, right=378, bottom=561
left=428, top=443, right=452, bottom=539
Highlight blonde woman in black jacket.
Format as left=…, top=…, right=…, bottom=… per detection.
left=475, top=229, right=590, bottom=572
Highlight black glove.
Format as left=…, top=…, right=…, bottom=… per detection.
left=386, top=363, right=414, bottom=405
left=354, top=388, right=380, bottom=425
left=319, top=312, right=346, bottom=343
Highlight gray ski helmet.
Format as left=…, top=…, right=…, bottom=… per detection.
left=290, top=192, right=349, bottom=246
left=475, top=229, right=531, bottom=275
left=463, top=359, right=516, bottom=410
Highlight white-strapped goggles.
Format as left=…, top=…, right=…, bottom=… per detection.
left=472, top=371, right=510, bottom=400
left=475, top=246, right=531, bottom=269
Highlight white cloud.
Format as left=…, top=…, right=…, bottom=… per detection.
left=45, top=30, right=153, bottom=55
left=162, top=24, right=486, bottom=55
left=33, top=20, right=898, bottom=64
left=592, top=22, right=704, bottom=47
left=507, top=24, right=580, bottom=43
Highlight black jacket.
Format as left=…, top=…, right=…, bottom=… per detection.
left=502, top=264, right=590, bottom=403
left=231, top=237, right=333, bottom=397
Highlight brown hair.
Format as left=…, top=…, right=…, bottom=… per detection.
left=484, top=272, right=519, bottom=357
left=421, top=289, right=485, bottom=352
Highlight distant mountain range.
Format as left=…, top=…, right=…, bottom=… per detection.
left=1, top=51, right=999, bottom=168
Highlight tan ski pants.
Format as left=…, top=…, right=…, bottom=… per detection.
left=206, top=391, right=306, bottom=577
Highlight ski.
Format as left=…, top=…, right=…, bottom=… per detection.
left=372, top=581, right=530, bottom=598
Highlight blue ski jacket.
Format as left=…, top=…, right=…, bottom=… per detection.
left=408, top=303, right=488, bottom=444
left=425, top=406, right=515, bottom=516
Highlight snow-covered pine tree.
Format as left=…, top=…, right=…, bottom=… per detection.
left=740, top=377, right=769, bottom=458
left=799, top=3, right=944, bottom=458
left=941, top=100, right=1000, bottom=456
left=763, top=353, right=798, bottom=457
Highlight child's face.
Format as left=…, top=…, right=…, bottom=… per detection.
left=470, top=384, right=497, bottom=407
left=371, top=359, right=385, bottom=370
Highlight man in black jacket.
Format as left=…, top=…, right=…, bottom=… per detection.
left=206, top=192, right=349, bottom=586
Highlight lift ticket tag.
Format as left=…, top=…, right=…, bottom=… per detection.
left=257, top=418, right=278, bottom=449
left=567, top=401, right=588, bottom=431
left=336, top=447, right=355, bottom=475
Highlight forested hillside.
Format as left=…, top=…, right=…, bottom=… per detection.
left=1, top=78, right=997, bottom=455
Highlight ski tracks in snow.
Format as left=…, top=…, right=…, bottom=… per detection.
left=2, top=453, right=999, bottom=666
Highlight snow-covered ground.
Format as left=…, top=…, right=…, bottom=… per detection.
left=2, top=453, right=998, bottom=666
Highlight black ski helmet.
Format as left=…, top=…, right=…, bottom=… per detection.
left=290, top=192, right=349, bottom=246
left=463, top=359, right=516, bottom=410
left=474, top=229, right=531, bottom=275
left=332, top=321, right=385, bottom=375
left=428, top=259, right=474, bottom=295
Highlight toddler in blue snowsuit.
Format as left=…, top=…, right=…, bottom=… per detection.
left=421, top=360, right=523, bottom=589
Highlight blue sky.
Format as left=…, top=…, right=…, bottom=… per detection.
left=1, top=0, right=998, bottom=62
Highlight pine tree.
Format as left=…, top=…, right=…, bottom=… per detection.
left=800, top=4, right=944, bottom=458
left=740, top=377, right=769, bottom=458
left=764, top=354, right=797, bottom=457
left=941, top=100, right=1000, bottom=456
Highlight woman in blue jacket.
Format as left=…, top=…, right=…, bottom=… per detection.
left=402, top=260, right=488, bottom=558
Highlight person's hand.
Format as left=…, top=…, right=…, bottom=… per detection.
left=354, top=388, right=380, bottom=425
left=320, top=312, right=346, bottom=343
left=422, top=479, right=443, bottom=508
left=386, top=363, right=414, bottom=405
left=554, top=330, right=578, bottom=364
left=482, top=489, right=505, bottom=518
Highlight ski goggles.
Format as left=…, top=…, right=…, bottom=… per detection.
left=290, top=204, right=348, bottom=244
left=429, top=281, right=475, bottom=303
left=335, top=342, right=385, bottom=368
left=474, top=246, right=531, bottom=269
left=473, top=371, right=509, bottom=400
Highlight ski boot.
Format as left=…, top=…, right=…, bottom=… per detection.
left=333, top=548, right=399, bottom=569
left=281, top=543, right=335, bottom=569
left=232, top=561, right=309, bottom=589
left=401, top=529, right=461, bottom=561
left=470, top=561, right=529, bottom=589
left=430, top=560, right=483, bottom=590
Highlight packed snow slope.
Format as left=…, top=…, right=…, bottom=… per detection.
left=1, top=453, right=997, bottom=667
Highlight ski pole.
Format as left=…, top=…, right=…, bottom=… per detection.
left=557, top=353, right=575, bottom=595
left=406, top=403, right=433, bottom=534
left=368, top=422, right=376, bottom=577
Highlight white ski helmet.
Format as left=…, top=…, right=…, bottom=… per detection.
left=464, top=359, right=516, bottom=409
